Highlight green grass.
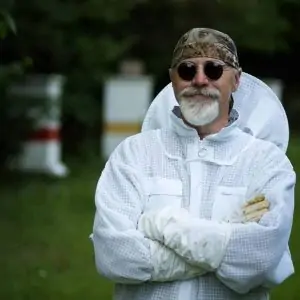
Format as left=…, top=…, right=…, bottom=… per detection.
left=0, top=159, right=113, bottom=300
left=0, top=140, right=300, bottom=300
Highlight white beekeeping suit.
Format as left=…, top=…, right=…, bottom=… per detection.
left=91, top=106, right=295, bottom=300
left=141, top=72, right=289, bottom=153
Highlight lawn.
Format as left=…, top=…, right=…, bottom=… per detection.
left=1, top=139, right=300, bottom=300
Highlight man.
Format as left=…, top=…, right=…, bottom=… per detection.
left=141, top=60, right=289, bottom=154
left=91, top=28, right=295, bottom=299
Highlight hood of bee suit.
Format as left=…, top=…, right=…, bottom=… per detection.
left=141, top=72, right=289, bottom=152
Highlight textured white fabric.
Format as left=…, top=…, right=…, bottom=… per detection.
left=149, top=240, right=207, bottom=281
left=211, top=189, right=268, bottom=223
left=92, top=110, right=295, bottom=300
left=138, top=206, right=232, bottom=270
left=141, top=72, right=289, bottom=152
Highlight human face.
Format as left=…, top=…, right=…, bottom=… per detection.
left=169, top=57, right=240, bottom=126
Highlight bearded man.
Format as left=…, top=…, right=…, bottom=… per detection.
left=91, top=28, right=295, bottom=300
left=142, top=44, right=288, bottom=153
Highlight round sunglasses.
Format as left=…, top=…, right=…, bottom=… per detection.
left=176, top=61, right=228, bottom=81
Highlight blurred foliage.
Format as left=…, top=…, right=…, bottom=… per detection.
left=1, top=0, right=300, bottom=162
left=129, top=0, right=300, bottom=75
left=0, top=0, right=15, bottom=37
left=0, top=2, right=44, bottom=169
left=0, top=5, right=24, bottom=168
left=2, top=0, right=137, bottom=156
left=0, top=10, right=16, bottom=38
left=0, top=58, right=45, bottom=168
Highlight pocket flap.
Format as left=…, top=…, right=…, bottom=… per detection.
left=217, top=186, right=247, bottom=196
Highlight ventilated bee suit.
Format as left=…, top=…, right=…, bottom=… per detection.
left=142, top=72, right=289, bottom=153
left=91, top=28, right=295, bottom=300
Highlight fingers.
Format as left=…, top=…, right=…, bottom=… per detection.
left=243, top=199, right=270, bottom=215
left=244, top=208, right=269, bottom=222
left=244, top=194, right=265, bottom=206
left=242, top=194, right=270, bottom=223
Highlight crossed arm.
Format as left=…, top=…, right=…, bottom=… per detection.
left=92, top=158, right=205, bottom=284
left=138, top=168, right=295, bottom=293
left=138, top=152, right=295, bottom=293
left=91, top=144, right=295, bottom=292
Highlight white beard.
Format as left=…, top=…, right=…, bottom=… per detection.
left=180, top=98, right=220, bottom=126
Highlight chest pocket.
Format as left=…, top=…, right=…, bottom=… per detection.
left=211, top=186, right=247, bottom=223
left=144, top=178, right=183, bottom=212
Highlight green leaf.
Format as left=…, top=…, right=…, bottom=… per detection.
left=0, top=20, right=8, bottom=39
left=0, top=11, right=16, bottom=34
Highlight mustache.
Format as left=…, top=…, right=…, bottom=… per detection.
left=180, top=87, right=220, bottom=100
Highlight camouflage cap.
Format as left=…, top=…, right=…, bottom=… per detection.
left=171, top=28, right=240, bottom=69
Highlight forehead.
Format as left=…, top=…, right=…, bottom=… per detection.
left=180, top=57, right=225, bottom=65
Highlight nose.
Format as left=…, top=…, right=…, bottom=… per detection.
left=192, top=66, right=209, bottom=86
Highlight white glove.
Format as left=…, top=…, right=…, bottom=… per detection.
left=149, top=240, right=207, bottom=282
left=139, top=206, right=186, bottom=243
left=139, top=195, right=268, bottom=271
left=139, top=206, right=231, bottom=271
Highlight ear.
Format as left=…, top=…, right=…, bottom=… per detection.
left=232, top=69, right=241, bottom=92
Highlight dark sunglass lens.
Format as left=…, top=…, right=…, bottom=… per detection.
left=177, top=63, right=197, bottom=81
left=204, top=62, right=224, bottom=80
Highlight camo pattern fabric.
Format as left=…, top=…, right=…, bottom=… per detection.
left=171, top=28, right=240, bottom=69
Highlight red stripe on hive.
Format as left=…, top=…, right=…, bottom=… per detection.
left=27, top=128, right=60, bottom=141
